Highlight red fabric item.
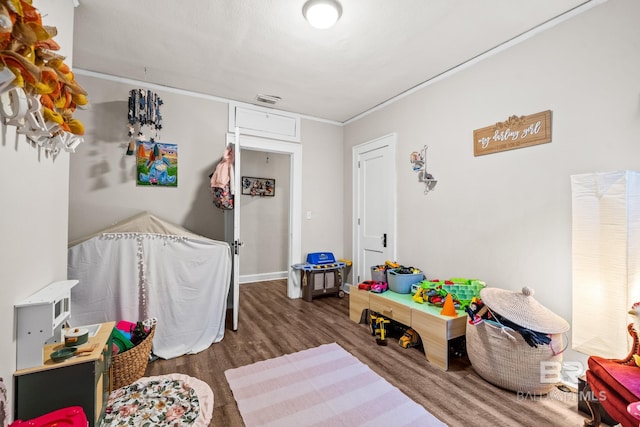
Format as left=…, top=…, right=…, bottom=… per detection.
left=116, top=320, right=136, bottom=333
left=10, top=406, right=87, bottom=426
left=587, top=356, right=640, bottom=427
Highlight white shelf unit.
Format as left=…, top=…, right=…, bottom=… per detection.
left=15, top=280, right=79, bottom=370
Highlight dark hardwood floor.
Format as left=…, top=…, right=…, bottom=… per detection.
left=145, top=280, right=592, bottom=427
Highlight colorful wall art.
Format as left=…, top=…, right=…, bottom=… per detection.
left=136, top=141, right=178, bottom=187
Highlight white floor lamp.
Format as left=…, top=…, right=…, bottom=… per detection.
left=571, top=170, right=640, bottom=358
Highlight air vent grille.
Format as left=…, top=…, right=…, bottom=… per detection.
left=256, top=94, right=282, bottom=105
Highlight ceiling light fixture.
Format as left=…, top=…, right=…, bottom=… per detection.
left=302, top=0, right=342, bottom=29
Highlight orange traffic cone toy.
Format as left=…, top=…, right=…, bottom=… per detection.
left=440, top=293, right=457, bottom=316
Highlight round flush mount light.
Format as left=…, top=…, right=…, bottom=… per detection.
left=302, top=0, right=342, bottom=29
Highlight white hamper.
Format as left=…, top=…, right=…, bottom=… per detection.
left=466, top=287, right=569, bottom=395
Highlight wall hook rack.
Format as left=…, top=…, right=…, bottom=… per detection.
left=410, top=145, right=437, bottom=194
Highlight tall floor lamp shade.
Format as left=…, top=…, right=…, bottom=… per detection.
left=571, top=170, right=640, bottom=358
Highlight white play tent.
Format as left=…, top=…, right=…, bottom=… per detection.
left=67, top=212, right=232, bottom=359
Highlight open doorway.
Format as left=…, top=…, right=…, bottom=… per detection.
left=239, top=149, right=290, bottom=282
left=225, top=133, right=303, bottom=303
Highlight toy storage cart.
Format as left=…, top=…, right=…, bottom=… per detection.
left=293, top=252, right=346, bottom=301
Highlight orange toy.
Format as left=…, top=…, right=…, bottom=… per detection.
left=440, top=293, right=457, bottom=316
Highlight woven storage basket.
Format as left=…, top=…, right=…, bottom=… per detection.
left=466, top=320, right=564, bottom=395
left=111, top=325, right=155, bottom=390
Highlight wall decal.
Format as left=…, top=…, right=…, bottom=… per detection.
left=473, top=110, right=552, bottom=156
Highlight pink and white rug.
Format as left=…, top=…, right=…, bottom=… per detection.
left=225, top=342, right=447, bottom=426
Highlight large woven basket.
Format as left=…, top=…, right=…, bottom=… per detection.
left=466, top=320, right=564, bottom=395
left=111, top=325, right=155, bottom=390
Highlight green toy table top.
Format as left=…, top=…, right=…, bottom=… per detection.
left=369, top=289, right=466, bottom=320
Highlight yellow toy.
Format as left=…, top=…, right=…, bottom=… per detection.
left=376, top=316, right=390, bottom=346
left=413, top=287, right=427, bottom=304
left=399, top=328, right=420, bottom=348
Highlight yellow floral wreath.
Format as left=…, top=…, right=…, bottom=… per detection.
left=0, top=0, right=87, bottom=135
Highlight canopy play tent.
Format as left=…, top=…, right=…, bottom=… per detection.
left=67, top=212, right=232, bottom=359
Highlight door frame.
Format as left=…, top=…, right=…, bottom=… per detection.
left=226, top=132, right=303, bottom=299
left=352, top=133, right=397, bottom=283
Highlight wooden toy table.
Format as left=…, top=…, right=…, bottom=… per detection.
left=348, top=286, right=466, bottom=370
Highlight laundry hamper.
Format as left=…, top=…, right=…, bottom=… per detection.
left=466, top=287, right=569, bottom=395
left=111, top=325, right=155, bottom=390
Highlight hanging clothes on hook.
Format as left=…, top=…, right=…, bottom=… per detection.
left=209, top=146, right=235, bottom=210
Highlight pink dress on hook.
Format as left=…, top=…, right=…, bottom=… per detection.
left=210, top=147, right=235, bottom=210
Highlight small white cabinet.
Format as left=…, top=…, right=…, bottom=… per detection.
left=15, top=280, right=78, bottom=370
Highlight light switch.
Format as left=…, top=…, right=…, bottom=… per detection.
left=306, top=211, right=312, bottom=220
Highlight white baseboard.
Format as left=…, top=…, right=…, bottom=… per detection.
left=240, top=271, right=288, bottom=284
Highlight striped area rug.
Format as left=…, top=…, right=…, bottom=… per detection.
left=225, top=342, right=447, bottom=426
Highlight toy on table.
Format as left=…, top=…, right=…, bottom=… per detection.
left=440, top=294, right=457, bottom=316
left=370, top=282, right=388, bottom=293
left=358, top=280, right=387, bottom=293
left=413, top=278, right=485, bottom=311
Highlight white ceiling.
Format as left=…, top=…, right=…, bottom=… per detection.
left=72, top=0, right=597, bottom=123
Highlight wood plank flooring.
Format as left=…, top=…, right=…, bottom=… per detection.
left=144, top=280, right=593, bottom=427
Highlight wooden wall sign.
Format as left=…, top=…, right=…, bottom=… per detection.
left=473, top=110, right=552, bottom=156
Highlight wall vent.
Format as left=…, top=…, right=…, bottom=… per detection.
left=256, top=94, right=281, bottom=105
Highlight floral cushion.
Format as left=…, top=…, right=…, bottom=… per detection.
left=103, top=374, right=213, bottom=427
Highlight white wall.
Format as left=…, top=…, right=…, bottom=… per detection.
left=68, top=78, right=345, bottom=274
left=300, top=119, right=345, bottom=259
left=343, top=0, right=640, bottom=366
left=0, top=1, right=75, bottom=421
left=69, top=76, right=229, bottom=243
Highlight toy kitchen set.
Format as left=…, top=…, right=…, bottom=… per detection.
left=15, top=280, right=84, bottom=370
left=14, top=280, right=114, bottom=426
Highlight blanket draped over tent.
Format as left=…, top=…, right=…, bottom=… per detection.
left=67, top=212, right=232, bottom=359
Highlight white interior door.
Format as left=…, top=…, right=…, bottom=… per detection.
left=224, top=129, right=242, bottom=331
left=231, top=134, right=241, bottom=330
left=353, top=134, right=397, bottom=283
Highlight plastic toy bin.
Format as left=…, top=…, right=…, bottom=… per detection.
left=387, top=269, right=424, bottom=294
left=370, top=266, right=387, bottom=283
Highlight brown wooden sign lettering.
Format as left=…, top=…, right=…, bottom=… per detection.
left=473, top=110, right=552, bottom=156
